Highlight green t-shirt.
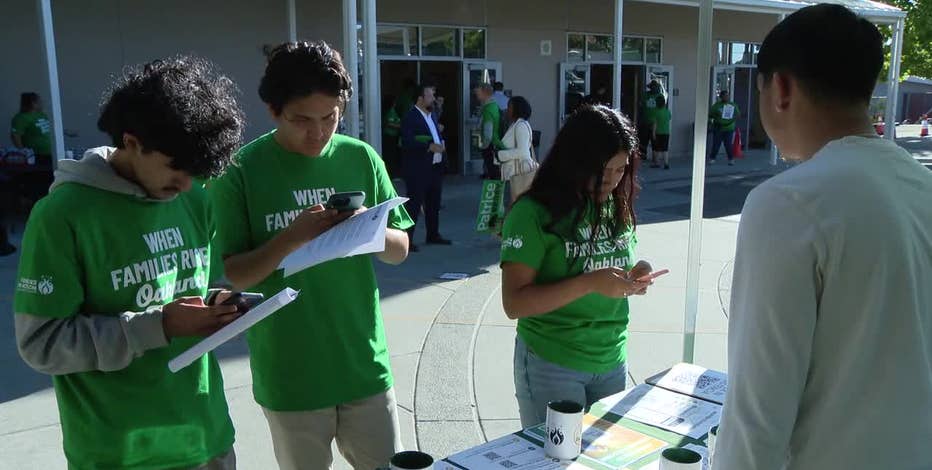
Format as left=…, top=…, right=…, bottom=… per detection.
left=500, top=198, right=637, bottom=374
left=208, top=132, right=414, bottom=411
left=383, top=106, right=401, bottom=138
left=13, top=184, right=233, bottom=469
left=11, top=111, right=53, bottom=155
left=481, top=101, right=504, bottom=149
left=654, top=108, right=672, bottom=135
left=710, top=101, right=740, bottom=131
left=640, top=92, right=663, bottom=126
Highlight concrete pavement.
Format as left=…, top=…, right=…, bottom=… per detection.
left=1, top=136, right=928, bottom=468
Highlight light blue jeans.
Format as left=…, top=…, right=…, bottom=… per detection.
left=513, top=337, right=629, bottom=428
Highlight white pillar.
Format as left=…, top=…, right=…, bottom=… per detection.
left=402, top=28, right=411, bottom=56
left=884, top=19, right=905, bottom=140
left=362, top=0, right=381, bottom=154
left=343, top=0, right=360, bottom=138
left=612, top=0, right=624, bottom=108
left=37, top=0, right=65, bottom=164
left=683, top=0, right=714, bottom=364
left=287, top=0, right=297, bottom=42
left=770, top=14, right=785, bottom=166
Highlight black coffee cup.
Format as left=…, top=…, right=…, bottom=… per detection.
left=390, top=450, right=434, bottom=470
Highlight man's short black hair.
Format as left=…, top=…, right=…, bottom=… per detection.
left=414, top=83, right=435, bottom=101
left=509, top=96, right=532, bottom=120
left=97, top=56, right=244, bottom=178
left=493, top=81, right=504, bottom=91
left=656, top=95, right=667, bottom=109
left=259, top=40, right=353, bottom=115
left=757, top=4, right=883, bottom=105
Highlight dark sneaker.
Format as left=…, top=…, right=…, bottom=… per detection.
left=425, top=237, right=452, bottom=246
left=0, top=243, right=16, bottom=257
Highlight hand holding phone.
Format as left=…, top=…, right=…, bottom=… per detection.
left=220, top=292, right=265, bottom=313
left=629, top=260, right=653, bottom=281
left=636, top=269, right=670, bottom=283
left=326, top=191, right=366, bottom=213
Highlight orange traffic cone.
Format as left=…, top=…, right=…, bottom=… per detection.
left=921, top=118, right=929, bottom=137
left=733, top=128, right=744, bottom=159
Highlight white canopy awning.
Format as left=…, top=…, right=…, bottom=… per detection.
left=640, top=0, right=905, bottom=23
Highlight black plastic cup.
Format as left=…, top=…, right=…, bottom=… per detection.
left=661, top=447, right=703, bottom=464
left=547, top=400, right=584, bottom=414
left=390, top=450, right=434, bottom=470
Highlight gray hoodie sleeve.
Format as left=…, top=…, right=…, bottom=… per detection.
left=713, top=184, right=822, bottom=470
left=15, top=307, right=169, bottom=375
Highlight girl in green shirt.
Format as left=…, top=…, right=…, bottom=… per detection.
left=500, top=105, right=657, bottom=427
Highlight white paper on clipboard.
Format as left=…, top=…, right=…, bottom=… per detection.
left=279, top=197, right=408, bottom=277
left=168, top=288, right=299, bottom=372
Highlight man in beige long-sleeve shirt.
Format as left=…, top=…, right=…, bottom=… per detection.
left=714, top=5, right=932, bottom=470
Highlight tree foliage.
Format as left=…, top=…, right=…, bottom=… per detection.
left=880, top=0, right=932, bottom=79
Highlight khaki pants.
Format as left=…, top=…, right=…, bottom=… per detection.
left=262, top=389, right=402, bottom=470
left=509, top=172, right=536, bottom=204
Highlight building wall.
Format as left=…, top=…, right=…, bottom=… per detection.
left=1, top=1, right=293, bottom=152
left=0, top=2, right=50, bottom=149
left=377, top=0, right=778, bottom=157
left=904, top=94, right=932, bottom=121
left=900, top=81, right=932, bottom=94
left=2, top=0, right=777, bottom=160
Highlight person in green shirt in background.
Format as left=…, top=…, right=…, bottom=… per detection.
left=14, top=56, right=246, bottom=469
left=475, top=82, right=504, bottom=179
left=11, top=92, right=52, bottom=157
left=382, top=93, right=403, bottom=177
left=637, top=80, right=663, bottom=161
left=208, top=41, right=413, bottom=470
left=708, top=90, right=741, bottom=165
left=499, top=105, right=658, bottom=427
left=650, top=95, right=673, bottom=170
left=10, top=92, right=55, bottom=202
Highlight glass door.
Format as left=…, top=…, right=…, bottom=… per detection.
left=462, top=62, right=502, bottom=175
left=712, top=65, right=736, bottom=104
left=559, top=63, right=590, bottom=124
left=646, top=64, right=675, bottom=149
left=646, top=65, right=674, bottom=113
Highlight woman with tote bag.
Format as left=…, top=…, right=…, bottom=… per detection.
left=497, top=96, right=539, bottom=204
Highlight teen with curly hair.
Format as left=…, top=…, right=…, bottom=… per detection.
left=14, top=56, right=246, bottom=469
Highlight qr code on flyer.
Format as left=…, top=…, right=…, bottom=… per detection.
left=673, top=371, right=716, bottom=390
left=483, top=451, right=502, bottom=460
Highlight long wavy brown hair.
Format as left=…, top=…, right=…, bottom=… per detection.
left=521, top=105, right=640, bottom=266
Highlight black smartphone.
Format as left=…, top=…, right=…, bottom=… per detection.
left=220, top=292, right=265, bottom=313
left=326, top=191, right=366, bottom=212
